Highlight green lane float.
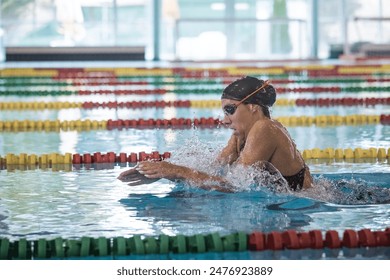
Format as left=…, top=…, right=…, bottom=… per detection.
left=3, top=76, right=390, bottom=87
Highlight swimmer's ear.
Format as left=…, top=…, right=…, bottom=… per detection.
left=249, top=104, right=260, bottom=113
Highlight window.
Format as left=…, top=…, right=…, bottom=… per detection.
left=1, top=0, right=150, bottom=47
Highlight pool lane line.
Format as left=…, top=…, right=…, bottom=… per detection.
left=0, top=151, right=170, bottom=168
left=75, top=85, right=390, bottom=94
left=2, top=84, right=390, bottom=96
left=0, top=101, right=84, bottom=110
left=0, top=100, right=192, bottom=110
left=2, top=97, right=390, bottom=110
left=1, top=64, right=390, bottom=77
left=0, top=114, right=388, bottom=133
left=293, top=97, right=390, bottom=107
left=0, top=228, right=389, bottom=259
left=1, top=148, right=388, bottom=169
left=3, top=76, right=390, bottom=87
left=301, top=147, right=390, bottom=160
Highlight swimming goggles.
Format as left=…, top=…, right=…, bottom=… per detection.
left=223, top=80, right=270, bottom=116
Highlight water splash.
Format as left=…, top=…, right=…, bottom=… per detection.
left=165, top=135, right=290, bottom=193
left=299, top=175, right=390, bottom=205
left=164, top=134, right=390, bottom=205
left=167, top=135, right=221, bottom=173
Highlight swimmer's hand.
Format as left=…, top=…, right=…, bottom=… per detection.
left=118, top=161, right=180, bottom=185
left=117, top=167, right=159, bottom=186
left=134, top=161, right=181, bottom=180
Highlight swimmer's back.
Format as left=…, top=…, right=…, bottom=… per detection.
left=247, top=119, right=312, bottom=188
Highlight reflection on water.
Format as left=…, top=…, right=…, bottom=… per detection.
left=119, top=189, right=296, bottom=236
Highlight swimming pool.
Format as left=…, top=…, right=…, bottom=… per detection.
left=0, top=65, right=389, bottom=259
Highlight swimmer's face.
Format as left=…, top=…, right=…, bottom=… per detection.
left=221, top=99, right=253, bottom=136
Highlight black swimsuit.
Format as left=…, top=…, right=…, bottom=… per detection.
left=283, top=166, right=306, bottom=191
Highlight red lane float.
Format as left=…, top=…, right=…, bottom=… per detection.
left=380, top=114, right=390, bottom=125
left=248, top=228, right=390, bottom=252
left=325, top=230, right=342, bottom=248
left=297, top=232, right=311, bottom=248
left=80, top=98, right=389, bottom=109
left=248, top=232, right=266, bottom=251
left=358, top=229, right=376, bottom=247
left=106, top=117, right=221, bottom=129
left=102, top=115, right=390, bottom=129
left=282, top=230, right=300, bottom=249
left=343, top=229, right=359, bottom=248
left=72, top=151, right=171, bottom=164
left=78, top=89, right=167, bottom=95
left=296, top=97, right=390, bottom=107
left=73, top=80, right=149, bottom=86
left=82, top=100, right=191, bottom=109
left=266, top=232, right=283, bottom=250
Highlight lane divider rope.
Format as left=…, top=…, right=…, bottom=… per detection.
left=2, top=77, right=390, bottom=87
left=0, top=151, right=170, bottom=168
left=0, top=228, right=388, bottom=259
left=0, top=115, right=389, bottom=132
left=1, top=64, right=390, bottom=78
left=2, top=84, right=390, bottom=96
left=1, top=147, right=388, bottom=169
left=1, top=97, right=390, bottom=110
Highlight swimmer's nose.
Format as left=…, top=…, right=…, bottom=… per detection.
left=222, top=114, right=231, bottom=125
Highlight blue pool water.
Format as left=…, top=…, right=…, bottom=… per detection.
left=0, top=74, right=389, bottom=255
left=0, top=166, right=389, bottom=241
left=0, top=126, right=389, bottom=241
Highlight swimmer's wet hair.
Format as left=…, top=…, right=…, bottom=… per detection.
left=221, top=76, right=276, bottom=118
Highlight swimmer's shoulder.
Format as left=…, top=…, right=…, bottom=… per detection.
left=251, top=118, right=281, bottom=134
left=248, top=119, right=288, bottom=145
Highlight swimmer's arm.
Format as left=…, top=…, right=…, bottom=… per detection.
left=216, top=134, right=240, bottom=165
left=136, top=161, right=234, bottom=193
left=175, top=165, right=234, bottom=193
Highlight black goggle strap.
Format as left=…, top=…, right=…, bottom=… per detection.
left=235, top=80, right=270, bottom=107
